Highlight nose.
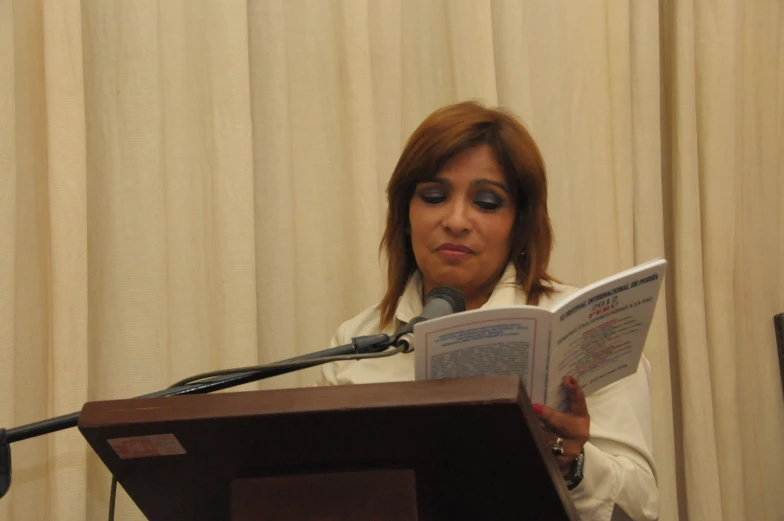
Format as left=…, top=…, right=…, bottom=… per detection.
left=441, top=198, right=471, bottom=234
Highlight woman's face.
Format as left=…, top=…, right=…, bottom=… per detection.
left=408, top=144, right=516, bottom=304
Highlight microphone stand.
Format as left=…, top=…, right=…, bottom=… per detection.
left=0, top=333, right=397, bottom=500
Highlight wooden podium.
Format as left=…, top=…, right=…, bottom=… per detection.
left=79, top=375, right=580, bottom=521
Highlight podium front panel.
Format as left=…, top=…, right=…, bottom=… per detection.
left=79, top=375, right=579, bottom=521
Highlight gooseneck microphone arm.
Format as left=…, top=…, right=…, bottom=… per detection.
left=0, top=333, right=396, bottom=500
left=0, top=285, right=467, bottom=501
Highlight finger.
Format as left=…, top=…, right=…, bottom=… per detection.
left=542, top=434, right=583, bottom=476
left=558, top=457, right=580, bottom=477
left=542, top=433, right=583, bottom=462
left=533, top=404, right=587, bottom=440
left=563, top=375, right=589, bottom=417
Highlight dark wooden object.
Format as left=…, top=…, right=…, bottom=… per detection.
left=232, top=469, right=418, bottom=521
left=78, top=375, right=580, bottom=521
left=776, top=313, right=784, bottom=398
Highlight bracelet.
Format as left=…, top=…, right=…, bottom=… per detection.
left=565, top=449, right=585, bottom=490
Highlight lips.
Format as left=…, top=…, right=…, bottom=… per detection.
left=436, top=243, right=474, bottom=253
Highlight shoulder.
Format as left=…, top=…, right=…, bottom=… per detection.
left=538, top=280, right=581, bottom=310
left=319, top=303, right=401, bottom=387
left=330, top=303, right=388, bottom=347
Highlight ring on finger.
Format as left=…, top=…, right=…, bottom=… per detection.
left=551, top=436, right=565, bottom=456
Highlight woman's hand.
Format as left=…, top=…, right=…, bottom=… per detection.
left=533, top=375, right=590, bottom=477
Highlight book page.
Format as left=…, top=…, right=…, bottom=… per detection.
left=414, top=306, right=553, bottom=404
left=545, top=258, right=667, bottom=410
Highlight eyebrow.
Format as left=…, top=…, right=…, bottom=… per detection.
left=427, top=177, right=510, bottom=193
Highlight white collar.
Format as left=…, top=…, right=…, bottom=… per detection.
left=393, top=263, right=524, bottom=326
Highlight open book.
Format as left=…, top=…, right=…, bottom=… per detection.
left=414, top=258, right=667, bottom=411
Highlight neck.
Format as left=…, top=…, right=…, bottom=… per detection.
left=421, top=267, right=509, bottom=313
left=461, top=288, right=494, bottom=311
left=422, top=281, right=495, bottom=312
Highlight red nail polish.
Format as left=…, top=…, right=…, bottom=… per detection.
left=569, top=376, right=576, bottom=385
left=532, top=404, right=543, bottom=415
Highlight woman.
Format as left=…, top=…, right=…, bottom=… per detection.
left=318, top=101, right=658, bottom=521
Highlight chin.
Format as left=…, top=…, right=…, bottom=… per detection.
left=428, top=266, right=473, bottom=290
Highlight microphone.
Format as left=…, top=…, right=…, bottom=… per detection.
left=395, top=286, right=466, bottom=352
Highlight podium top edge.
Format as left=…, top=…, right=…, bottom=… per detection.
left=78, top=375, right=527, bottom=429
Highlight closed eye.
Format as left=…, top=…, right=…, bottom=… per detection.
left=474, top=191, right=506, bottom=212
left=417, top=188, right=447, bottom=205
left=475, top=200, right=501, bottom=211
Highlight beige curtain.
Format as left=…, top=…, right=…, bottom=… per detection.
left=1, top=1, right=782, bottom=520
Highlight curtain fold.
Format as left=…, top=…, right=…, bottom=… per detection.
left=41, top=0, right=89, bottom=518
left=1, top=1, right=782, bottom=520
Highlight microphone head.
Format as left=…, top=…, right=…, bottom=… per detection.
left=424, top=286, right=467, bottom=313
left=396, top=286, right=466, bottom=352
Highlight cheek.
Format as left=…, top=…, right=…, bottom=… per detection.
left=410, top=227, right=435, bottom=255
left=484, top=216, right=515, bottom=254
left=408, top=203, right=440, bottom=237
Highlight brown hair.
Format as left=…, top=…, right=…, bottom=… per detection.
left=378, top=101, right=558, bottom=328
